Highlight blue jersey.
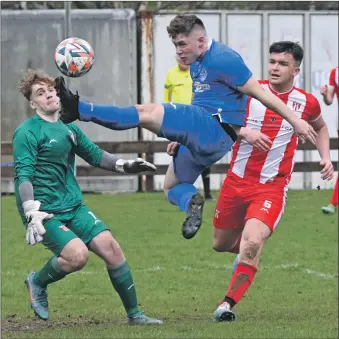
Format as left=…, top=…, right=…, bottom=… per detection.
left=190, top=40, right=252, bottom=126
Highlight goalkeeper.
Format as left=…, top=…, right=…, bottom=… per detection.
left=13, top=69, right=162, bottom=325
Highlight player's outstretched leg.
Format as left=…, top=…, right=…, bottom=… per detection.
left=25, top=272, right=49, bottom=320
left=55, top=77, right=165, bottom=135
left=55, top=77, right=141, bottom=130
left=165, top=154, right=206, bottom=239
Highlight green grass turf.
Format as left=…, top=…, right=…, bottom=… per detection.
left=1, top=190, right=338, bottom=338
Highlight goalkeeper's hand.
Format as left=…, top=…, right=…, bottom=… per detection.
left=114, top=158, right=157, bottom=174
left=54, top=76, right=80, bottom=123
left=23, top=200, right=54, bottom=245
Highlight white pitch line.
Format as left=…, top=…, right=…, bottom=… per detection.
left=3, top=263, right=337, bottom=279
left=302, top=268, right=337, bottom=279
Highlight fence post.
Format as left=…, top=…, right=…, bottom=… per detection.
left=139, top=10, right=155, bottom=192
left=303, top=11, right=312, bottom=189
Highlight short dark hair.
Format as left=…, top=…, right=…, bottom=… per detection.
left=167, top=14, right=205, bottom=38
left=269, top=41, right=304, bottom=66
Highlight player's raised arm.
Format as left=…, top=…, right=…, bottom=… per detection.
left=238, top=76, right=317, bottom=144
left=70, top=124, right=156, bottom=174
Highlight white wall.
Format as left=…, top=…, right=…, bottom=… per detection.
left=145, top=11, right=338, bottom=191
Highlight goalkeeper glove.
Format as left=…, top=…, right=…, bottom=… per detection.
left=114, top=158, right=156, bottom=174
left=55, top=76, right=80, bottom=123
left=23, top=200, right=54, bottom=245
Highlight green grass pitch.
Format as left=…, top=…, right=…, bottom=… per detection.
left=1, top=190, right=338, bottom=338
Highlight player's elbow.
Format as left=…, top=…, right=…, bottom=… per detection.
left=17, top=175, right=34, bottom=186
left=324, top=98, right=334, bottom=106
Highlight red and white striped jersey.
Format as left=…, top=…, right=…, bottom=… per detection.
left=329, top=66, right=339, bottom=99
left=229, top=80, right=321, bottom=185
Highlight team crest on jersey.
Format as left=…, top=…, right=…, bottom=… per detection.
left=68, top=130, right=76, bottom=144
left=192, top=67, right=208, bottom=82
left=199, top=68, right=208, bottom=82
left=292, top=101, right=301, bottom=111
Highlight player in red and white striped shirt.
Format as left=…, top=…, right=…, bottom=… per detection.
left=321, top=66, right=339, bottom=105
left=320, top=66, right=338, bottom=215
left=212, top=41, right=334, bottom=322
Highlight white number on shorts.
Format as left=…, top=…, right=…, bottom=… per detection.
left=88, top=211, right=98, bottom=220
left=263, top=200, right=272, bottom=209
left=88, top=211, right=102, bottom=224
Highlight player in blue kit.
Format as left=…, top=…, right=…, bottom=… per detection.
left=55, top=14, right=317, bottom=240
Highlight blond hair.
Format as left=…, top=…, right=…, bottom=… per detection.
left=18, top=69, right=55, bottom=100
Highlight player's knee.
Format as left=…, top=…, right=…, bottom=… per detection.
left=106, top=237, right=124, bottom=258
left=163, top=171, right=180, bottom=198
left=163, top=186, right=170, bottom=197
left=163, top=181, right=174, bottom=199
left=213, top=228, right=240, bottom=252
left=213, top=238, right=231, bottom=252
left=70, top=246, right=89, bottom=271
left=136, top=104, right=162, bottom=124
left=213, top=243, right=226, bottom=252
left=241, top=239, right=261, bottom=261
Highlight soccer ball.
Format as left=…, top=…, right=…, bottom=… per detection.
left=54, top=37, right=94, bottom=78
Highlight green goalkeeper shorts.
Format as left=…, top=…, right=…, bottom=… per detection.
left=41, top=203, right=109, bottom=256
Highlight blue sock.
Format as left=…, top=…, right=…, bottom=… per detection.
left=232, top=254, right=240, bottom=274
left=167, top=184, right=197, bottom=213
left=78, top=101, right=139, bottom=130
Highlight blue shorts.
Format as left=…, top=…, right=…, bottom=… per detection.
left=159, top=103, right=235, bottom=183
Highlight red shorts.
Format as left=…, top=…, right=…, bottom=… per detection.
left=213, top=172, right=287, bottom=232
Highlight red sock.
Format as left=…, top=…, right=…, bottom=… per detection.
left=224, top=262, right=257, bottom=307
left=331, top=178, right=338, bottom=207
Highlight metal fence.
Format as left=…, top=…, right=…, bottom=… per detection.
left=145, top=10, right=338, bottom=190
left=1, top=9, right=139, bottom=192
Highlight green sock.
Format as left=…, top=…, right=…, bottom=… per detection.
left=107, top=261, right=139, bottom=318
left=34, top=256, right=68, bottom=288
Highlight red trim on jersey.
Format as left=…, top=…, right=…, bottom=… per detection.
left=329, top=66, right=339, bottom=99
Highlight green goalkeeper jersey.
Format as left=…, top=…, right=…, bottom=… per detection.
left=13, top=114, right=103, bottom=215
